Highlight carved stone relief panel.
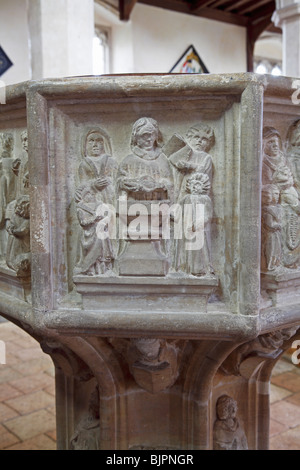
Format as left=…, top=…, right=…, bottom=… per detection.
left=261, top=123, right=300, bottom=307
left=56, top=108, right=225, bottom=313
left=0, top=128, right=31, bottom=303
left=27, top=76, right=263, bottom=330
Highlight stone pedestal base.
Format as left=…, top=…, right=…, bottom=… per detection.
left=44, top=326, right=299, bottom=450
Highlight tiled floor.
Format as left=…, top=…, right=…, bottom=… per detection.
left=0, top=321, right=299, bottom=450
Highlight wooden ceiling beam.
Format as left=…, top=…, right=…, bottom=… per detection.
left=119, top=0, right=138, bottom=20
left=225, top=0, right=251, bottom=12
left=190, top=0, right=217, bottom=10
left=208, top=0, right=232, bottom=8
left=237, top=0, right=272, bottom=16
left=250, top=2, right=276, bottom=22
left=139, top=0, right=249, bottom=25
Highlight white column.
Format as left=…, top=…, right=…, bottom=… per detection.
left=28, top=0, right=94, bottom=80
left=272, top=0, right=300, bottom=77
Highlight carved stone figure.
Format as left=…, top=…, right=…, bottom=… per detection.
left=74, top=128, right=117, bottom=276
left=261, top=185, right=282, bottom=272
left=173, top=172, right=214, bottom=276
left=108, top=337, right=180, bottom=394
left=117, top=118, right=174, bottom=276
left=70, top=386, right=100, bottom=450
left=213, top=395, right=248, bottom=450
left=287, top=119, right=300, bottom=195
left=12, top=130, right=29, bottom=198
left=6, top=195, right=31, bottom=279
left=262, top=127, right=300, bottom=269
left=74, top=185, right=115, bottom=276
left=220, top=326, right=299, bottom=376
left=262, top=127, right=292, bottom=186
left=118, top=117, right=174, bottom=202
left=78, top=128, right=117, bottom=206
left=0, top=133, right=16, bottom=259
left=168, top=123, right=215, bottom=198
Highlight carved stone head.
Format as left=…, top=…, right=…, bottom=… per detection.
left=216, top=395, right=237, bottom=421
left=186, top=123, right=215, bottom=153
left=83, top=128, right=112, bottom=158
left=263, top=127, right=282, bottom=158
left=261, top=184, right=280, bottom=206
left=130, top=117, right=162, bottom=152
left=21, top=130, right=28, bottom=153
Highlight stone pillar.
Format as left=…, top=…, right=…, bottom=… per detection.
left=27, top=0, right=94, bottom=79
left=272, top=0, right=300, bottom=77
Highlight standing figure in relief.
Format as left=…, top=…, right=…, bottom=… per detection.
left=169, top=123, right=215, bottom=198
left=287, top=119, right=300, bottom=196
left=118, top=117, right=174, bottom=202
left=78, top=128, right=117, bottom=206
left=0, top=133, right=16, bottom=260
left=74, top=185, right=115, bottom=276
left=213, top=395, right=248, bottom=451
left=74, top=128, right=117, bottom=275
left=12, top=130, right=29, bottom=198
left=174, top=172, right=214, bottom=276
left=6, top=195, right=31, bottom=279
left=262, top=127, right=292, bottom=186
left=261, top=185, right=282, bottom=272
left=262, top=126, right=300, bottom=266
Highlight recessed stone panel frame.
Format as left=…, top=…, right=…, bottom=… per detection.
left=27, top=74, right=264, bottom=340
left=0, top=82, right=29, bottom=313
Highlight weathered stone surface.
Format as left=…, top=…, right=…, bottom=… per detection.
left=0, top=73, right=300, bottom=449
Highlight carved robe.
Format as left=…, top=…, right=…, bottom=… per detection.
left=261, top=204, right=282, bottom=271
left=75, top=198, right=115, bottom=276
left=213, top=418, right=248, bottom=450
left=78, top=154, right=117, bottom=205
left=118, top=146, right=174, bottom=202
left=174, top=193, right=213, bottom=275
left=169, top=146, right=213, bottom=199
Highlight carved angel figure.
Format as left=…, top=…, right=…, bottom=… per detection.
left=213, top=395, right=248, bottom=451
left=117, top=117, right=174, bottom=202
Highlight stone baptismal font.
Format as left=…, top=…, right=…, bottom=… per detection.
left=0, top=73, right=299, bottom=450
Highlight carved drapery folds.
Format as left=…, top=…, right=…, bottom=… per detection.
left=261, top=123, right=300, bottom=306
left=0, top=130, right=31, bottom=302
left=72, top=119, right=217, bottom=290
left=262, top=125, right=300, bottom=272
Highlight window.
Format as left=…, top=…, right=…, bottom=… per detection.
left=254, top=57, right=282, bottom=76
left=93, top=26, right=110, bottom=75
